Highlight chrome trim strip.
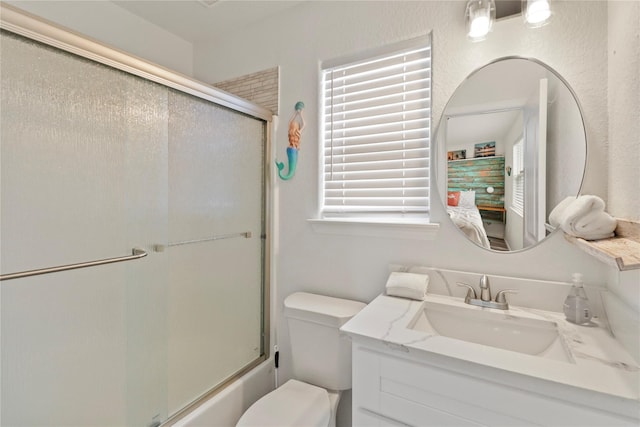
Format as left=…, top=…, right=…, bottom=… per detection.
left=0, top=3, right=272, bottom=122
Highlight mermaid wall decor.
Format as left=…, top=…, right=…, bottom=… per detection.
left=276, top=101, right=305, bottom=180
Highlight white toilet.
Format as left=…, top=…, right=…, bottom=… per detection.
left=236, top=292, right=366, bottom=427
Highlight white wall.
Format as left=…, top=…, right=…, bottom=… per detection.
left=606, top=0, right=640, bottom=365
left=192, top=0, right=614, bottom=417
left=546, top=78, right=586, bottom=216
left=445, top=114, right=510, bottom=158
left=608, top=1, right=640, bottom=222
left=5, top=1, right=194, bottom=76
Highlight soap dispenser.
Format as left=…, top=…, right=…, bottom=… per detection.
left=563, top=273, right=592, bottom=325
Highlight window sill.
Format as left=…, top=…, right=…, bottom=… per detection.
left=307, top=218, right=440, bottom=240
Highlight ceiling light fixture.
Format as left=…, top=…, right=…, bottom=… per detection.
left=465, top=0, right=496, bottom=42
left=523, top=0, right=552, bottom=28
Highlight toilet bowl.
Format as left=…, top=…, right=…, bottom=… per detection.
left=236, top=379, right=340, bottom=427
left=236, top=292, right=365, bottom=427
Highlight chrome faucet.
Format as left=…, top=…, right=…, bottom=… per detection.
left=456, top=275, right=518, bottom=310
left=479, top=274, right=491, bottom=302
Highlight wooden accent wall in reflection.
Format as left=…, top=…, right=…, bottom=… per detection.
left=447, top=156, right=505, bottom=207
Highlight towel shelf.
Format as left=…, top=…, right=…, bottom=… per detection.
left=564, top=219, right=640, bottom=271
left=0, top=248, right=148, bottom=281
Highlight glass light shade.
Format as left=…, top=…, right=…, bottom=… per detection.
left=523, top=0, right=552, bottom=28
left=465, top=0, right=496, bottom=42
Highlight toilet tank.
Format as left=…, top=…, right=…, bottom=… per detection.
left=284, top=292, right=366, bottom=391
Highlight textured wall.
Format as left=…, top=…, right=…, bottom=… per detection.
left=606, top=0, right=640, bottom=369
left=193, top=2, right=611, bottom=280
left=193, top=4, right=615, bottom=425
left=196, top=2, right=609, bottom=205
left=608, top=1, right=640, bottom=221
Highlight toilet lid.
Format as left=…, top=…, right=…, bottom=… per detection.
left=236, top=379, right=330, bottom=427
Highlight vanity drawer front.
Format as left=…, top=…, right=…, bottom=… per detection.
left=354, top=346, right=525, bottom=426
left=354, top=346, right=636, bottom=427
left=379, top=390, right=486, bottom=427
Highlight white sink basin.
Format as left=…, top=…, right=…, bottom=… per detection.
left=410, top=299, right=570, bottom=361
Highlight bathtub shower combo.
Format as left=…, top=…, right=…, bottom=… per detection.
left=0, top=7, right=271, bottom=426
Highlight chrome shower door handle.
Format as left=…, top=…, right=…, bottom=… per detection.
left=0, top=248, right=148, bottom=281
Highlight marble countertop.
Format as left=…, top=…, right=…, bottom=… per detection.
left=341, top=293, right=640, bottom=417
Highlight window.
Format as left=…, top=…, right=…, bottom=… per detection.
left=320, top=36, right=431, bottom=221
left=512, top=137, right=524, bottom=216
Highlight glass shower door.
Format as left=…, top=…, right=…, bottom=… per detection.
left=167, top=90, right=265, bottom=415
left=0, top=30, right=170, bottom=426
left=1, top=21, right=268, bottom=426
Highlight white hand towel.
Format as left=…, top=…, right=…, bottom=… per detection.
left=549, top=196, right=576, bottom=228
left=385, top=271, right=429, bottom=301
left=559, top=195, right=617, bottom=240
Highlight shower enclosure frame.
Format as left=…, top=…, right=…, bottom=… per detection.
left=0, top=3, right=273, bottom=425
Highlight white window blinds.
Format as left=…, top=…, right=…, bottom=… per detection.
left=321, top=36, right=431, bottom=218
left=512, top=138, right=524, bottom=215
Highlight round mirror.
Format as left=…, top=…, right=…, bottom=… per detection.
left=436, top=57, right=586, bottom=252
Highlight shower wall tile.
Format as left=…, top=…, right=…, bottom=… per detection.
left=214, top=67, right=279, bottom=114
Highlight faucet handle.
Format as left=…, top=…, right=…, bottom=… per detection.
left=495, top=289, right=518, bottom=304
left=456, top=282, right=477, bottom=302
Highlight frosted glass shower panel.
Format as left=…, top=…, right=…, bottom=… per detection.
left=0, top=31, right=169, bottom=426
left=122, top=77, right=170, bottom=427
left=1, top=30, right=128, bottom=269
left=167, top=91, right=265, bottom=414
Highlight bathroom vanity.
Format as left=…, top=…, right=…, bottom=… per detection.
left=341, top=272, right=640, bottom=426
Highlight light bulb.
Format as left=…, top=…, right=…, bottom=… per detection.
left=465, top=0, right=495, bottom=42
left=523, top=0, right=552, bottom=28
left=469, top=16, right=491, bottom=38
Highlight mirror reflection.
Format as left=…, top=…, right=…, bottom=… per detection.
left=439, top=57, right=586, bottom=252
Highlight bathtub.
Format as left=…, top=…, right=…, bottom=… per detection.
left=172, top=358, right=275, bottom=427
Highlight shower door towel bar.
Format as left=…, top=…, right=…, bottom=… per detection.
left=167, top=231, right=252, bottom=248
left=0, top=248, right=148, bottom=281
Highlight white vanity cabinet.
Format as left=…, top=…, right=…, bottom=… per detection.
left=342, top=288, right=640, bottom=427
left=352, top=343, right=637, bottom=427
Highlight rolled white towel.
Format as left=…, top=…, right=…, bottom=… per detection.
left=559, top=195, right=617, bottom=240
left=385, top=271, right=429, bottom=301
left=549, top=196, right=577, bottom=228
